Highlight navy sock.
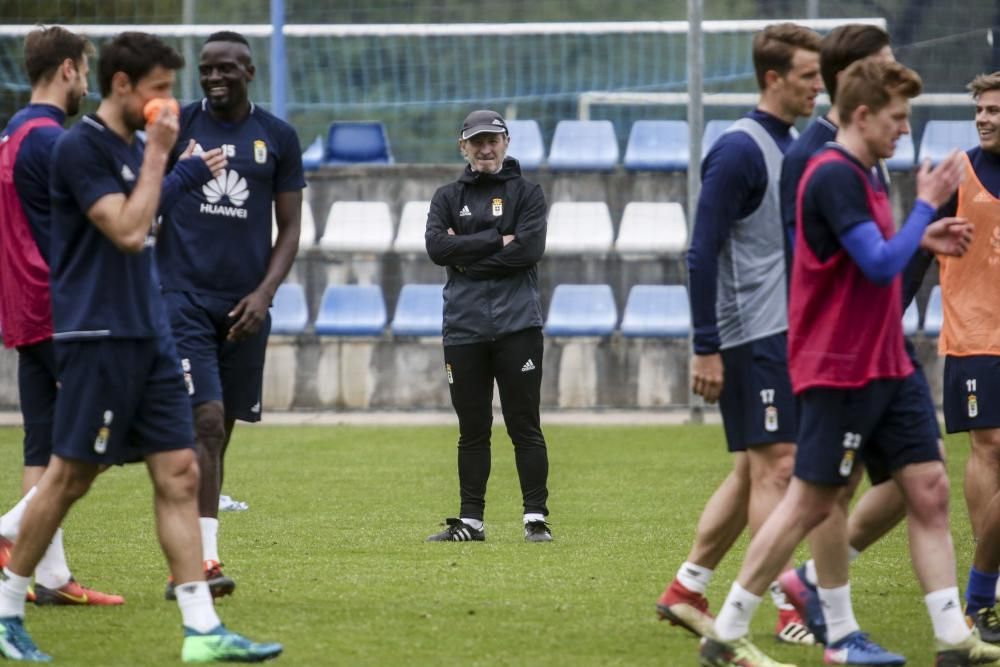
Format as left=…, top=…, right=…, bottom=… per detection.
left=965, top=567, right=999, bottom=616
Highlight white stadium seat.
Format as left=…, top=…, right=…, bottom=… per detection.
left=545, top=202, right=614, bottom=254
left=393, top=200, right=431, bottom=253
left=615, top=202, right=687, bottom=255
left=319, top=201, right=394, bottom=252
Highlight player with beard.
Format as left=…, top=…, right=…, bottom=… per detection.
left=0, top=31, right=282, bottom=662
left=156, top=31, right=304, bottom=599
left=0, top=25, right=125, bottom=608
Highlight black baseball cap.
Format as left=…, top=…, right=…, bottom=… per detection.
left=460, top=109, right=508, bottom=140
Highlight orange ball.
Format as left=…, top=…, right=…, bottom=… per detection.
left=143, top=97, right=180, bottom=125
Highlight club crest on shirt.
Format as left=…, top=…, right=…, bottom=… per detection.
left=254, top=140, right=267, bottom=164
left=492, top=198, right=503, bottom=217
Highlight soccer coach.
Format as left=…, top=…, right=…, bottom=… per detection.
left=424, top=109, right=552, bottom=543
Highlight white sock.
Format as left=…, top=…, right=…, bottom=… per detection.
left=0, top=567, right=30, bottom=618
left=804, top=560, right=818, bottom=587
left=459, top=518, right=483, bottom=531
left=847, top=546, right=861, bottom=564
left=0, top=487, right=37, bottom=541
left=925, top=586, right=973, bottom=645
left=714, top=582, right=762, bottom=641
left=676, top=561, right=713, bottom=595
left=175, top=580, right=221, bottom=633
left=818, top=584, right=861, bottom=645
left=769, top=580, right=794, bottom=611
left=200, top=518, right=219, bottom=563
left=34, top=528, right=71, bottom=590
left=523, top=513, right=545, bottom=524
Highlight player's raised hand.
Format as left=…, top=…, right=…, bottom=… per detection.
left=691, top=353, right=724, bottom=403
left=178, top=138, right=197, bottom=159
left=916, top=150, right=964, bottom=209
left=199, top=147, right=227, bottom=178
left=145, top=102, right=179, bottom=155
left=921, top=216, right=972, bottom=257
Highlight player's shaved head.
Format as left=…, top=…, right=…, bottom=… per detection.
left=204, top=31, right=252, bottom=65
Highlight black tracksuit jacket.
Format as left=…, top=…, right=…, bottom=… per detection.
left=425, top=157, right=547, bottom=346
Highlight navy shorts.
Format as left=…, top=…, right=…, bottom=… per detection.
left=719, top=333, right=798, bottom=452
left=942, top=355, right=1000, bottom=433
left=16, top=340, right=58, bottom=467
left=794, top=373, right=941, bottom=487
left=163, top=291, right=270, bottom=422
left=52, top=336, right=194, bottom=465
left=865, top=342, right=940, bottom=485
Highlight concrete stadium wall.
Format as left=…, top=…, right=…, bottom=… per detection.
left=0, top=166, right=930, bottom=414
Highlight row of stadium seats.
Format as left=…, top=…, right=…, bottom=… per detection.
left=272, top=282, right=946, bottom=339
left=302, top=119, right=978, bottom=172
left=271, top=283, right=690, bottom=337
left=277, top=200, right=688, bottom=255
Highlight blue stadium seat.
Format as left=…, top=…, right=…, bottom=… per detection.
left=324, top=121, right=394, bottom=165
left=902, top=299, right=919, bottom=336
left=620, top=285, right=690, bottom=337
left=315, top=285, right=387, bottom=336
left=923, top=286, right=943, bottom=336
left=885, top=132, right=915, bottom=172
left=547, top=120, right=619, bottom=171
left=301, top=135, right=323, bottom=171
left=270, top=283, right=309, bottom=335
left=918, top=121, right=978, bottom=165
left=701, top=120, right=734, bottom=158
left=544, top=284, right=617, bottom=336
left=505, top=120, right=545, bottom=170
left=623, top=120, right=689, bottom=171
left=391, top=284, right=444, bottom=337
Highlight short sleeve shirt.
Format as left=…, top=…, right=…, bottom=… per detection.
left=156, top=100, right=306, bottom=299
left=49, top=114, right=167, bottom=340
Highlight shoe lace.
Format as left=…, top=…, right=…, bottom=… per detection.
left=525, top=520, right=550, bottom=534
left=844, top=632, right=889, bottom=654
left=981, top=608, right=1000, bottom=631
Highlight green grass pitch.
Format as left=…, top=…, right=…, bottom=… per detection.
left=0, top=424, right=977, bottom=665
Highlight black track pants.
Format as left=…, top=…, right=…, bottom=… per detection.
left=443, top=327, right=549, bottom=521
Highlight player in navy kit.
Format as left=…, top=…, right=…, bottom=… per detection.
left=157, top=31, right=304, bottom=597
left=775, top=25, right=971, bottom=655
left=658, top=23, right=821, bottom=646
left=700, top=59, right=997, bottom=667
left=0, top=32, right=282, bottom=663
left=0, top=26, right=126, bottom=608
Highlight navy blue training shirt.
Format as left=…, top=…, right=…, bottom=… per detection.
left=686, top=109, right=795, bottom=353
left=780, top=115, right=837, bottom=244
left=49, top=114, right=167, bottom=340
left=157, top=100, right=306, bottom=299
left=799, top=144, right=886, bottom=262
left=4, top=104, right=65, bottom=264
